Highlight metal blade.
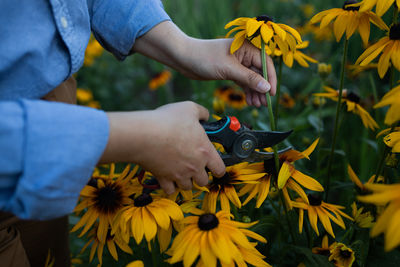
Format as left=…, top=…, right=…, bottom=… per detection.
left=252, top=130, right=293, bottom=148
left=246, top=147, right=292, bottom=162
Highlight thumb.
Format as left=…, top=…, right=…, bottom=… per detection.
left=229, top=63, right=271, bottom=94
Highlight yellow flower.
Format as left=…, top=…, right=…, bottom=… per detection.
left=347, top=164, right=383, bottom=191
left=310, top=0, right=388, bottom=45
left=113, top=193, right=183, bottom=245
left=126, top=261, right=144, bottom=267
left=212, top=97, right=225, bottom=114
left=76, top=88, right=93, bottom=103
left=214, top=86, right=247, bottom=110
left=374, top=84, right=400, bottom=125
left=347, top=63, right=377, bottom=77
left=356, top=23, right=400, bottom=78
left=202, top=162, right=266, bottom=213
left=80, top=224, right=132, bottom=266
left=225, top=16, right=302, bottom=56
left=274, top=41, right=318, bottom=68
left=298, top=23, right=333, bottom=42
left=148, top=70, right=172, bottom=90
left=329, top=243, right=355, bottom=267
left=292, top=195, right=353, bottom=238
left=351, top=202, right=375, bottom=228
left=358, top=183, right=400, bottom=251
left=71, top=164, right=138, bottom=243
left=314, top=87, right=378, bottom=130
left=279, top=92, right=296, bottom=108
left=383, top=130, right=400, bottom=152
left=318, top=63, right=332, bottom=78
left=312, top=235, right=335, bottom=256
left=84, top=36, right=104, bottom=66
left=166, top=211, right=270, bottom=267
left=355, top=0, right=400, bottom=16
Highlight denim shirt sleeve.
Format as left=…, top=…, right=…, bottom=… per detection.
left=88, top=0, right=171, bottom=60
left=0, top=100, right=109, bottom=220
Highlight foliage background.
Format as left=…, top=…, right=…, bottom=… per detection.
left=72, top=0, right=400, bottom=266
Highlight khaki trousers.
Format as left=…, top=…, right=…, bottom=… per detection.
left=0, top=77, right=77, bottom=267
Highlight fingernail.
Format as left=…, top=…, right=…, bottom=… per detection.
left=256, top=80, right=271, bottom=93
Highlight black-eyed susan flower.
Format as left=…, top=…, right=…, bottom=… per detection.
left=80, top=224, right=132, bottom=266
left=113, top=193, right=183, bottom=245
left=298, top=23, right=334, bottom=42
left=148, top=70, right=172, bottom=90
left=358, top=183, right=400, bottom=251
left=202, top=162, right=266, bottom=213
left=383, top=130, right=400, bottom=152
left=225, top=16, right=302, bottom=56
left=292, top=194, right=353, bottom=238
left=314, top=87, right=378, bottom=130
left=72, top=164, right=138, bottom=243
left=351, top=202, right=375, bottom=228
left=310, top=0, right=388, bottom=45
left=329, top=243, right=355, bottom=267
left=76, top=88, right=94, bottom=103
left=374, top=84, right=400, bottom=125
left=347, top=164, right=384, bottom=192
left=279, top=92, right=296, bottom=108
left=347, top=63, right=377, bottom=77
left=356, top=23, right=400, bottom=78
left=277, top=138, right=324, bottom=191
left=84, top=36, right=104, bottom=66
left=312, top=235, right=335, bottom=256
left=355, top=0, right=400, bottom=16
left=274, top=41, right=318, bottom=68
left=166, top=211, right=270, bottom=267
left=214, top=86, right=247, bottom=110
left=126, top=261, right=144, bottom=267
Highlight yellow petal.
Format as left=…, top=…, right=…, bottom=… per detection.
left=278, top=162, right=293, bottom=189
left=291, top=170, right=324, bottom=192
left=230, top=31, right=246, bottom=54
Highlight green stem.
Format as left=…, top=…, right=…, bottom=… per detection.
left=278, top=191, right=297, bottom=245
left=325, top=38, right=349, bottom=201
left=151, top=240, right=158, bottom=267
left=261, top=40, right=280, bottom=176
left=274, top=57, right=283, bottom=124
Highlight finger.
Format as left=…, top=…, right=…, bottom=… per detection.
left=252, top=92, right=261, bottom=107
left=229, top=63, right=271, bottom=94
left=244, top=88, right=253, bottom=106
left=194, top=102, right=210, bottom=121
left=258, top=92, right=268, bottom=106
left=206, top=143, right=226, bottom=178
left=157, top=178, right=176, bottom=195
left=192, top=169, right=209, bottom=187
left=267, top=56, right=277, bottom=96
left=175, top=176, right=193, bottom=191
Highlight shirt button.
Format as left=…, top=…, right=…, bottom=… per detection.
left=60, top=17, right=68, bottom=28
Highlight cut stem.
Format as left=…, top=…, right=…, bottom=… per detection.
left=325, top=38, right=349, bottom=201
left=261, top=40, right=280, bottom=176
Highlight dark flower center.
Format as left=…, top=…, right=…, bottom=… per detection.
left=308, top=194, right=322, bottom=206
left=134, top=193, right=153, bottom=207
left=88, top=178, right=98, bottom=187
left=228, top=92, right=244, bottom=101
left=389, top=23, right=400, bottom=40
left=256, top=15, right=273, bottom=23
left=340, top=249, right=352, bottom=258
left=198, top=213, right=219, bottom=230
left=346, top=92, right=361, bottom=103
left=95, top=183, right=123, bottom=213
left=343, top=0, right=360, bottom=11
left=212, top=172, right=233, bottom=186
left=263, top=158, right=283, bottom=176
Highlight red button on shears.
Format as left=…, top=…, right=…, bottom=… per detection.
left=229, top=116, right=241, bottom=132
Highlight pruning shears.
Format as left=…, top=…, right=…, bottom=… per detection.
left=139, top=115, right=292, bottom=189
left=201, top=116, right=292, bottom=166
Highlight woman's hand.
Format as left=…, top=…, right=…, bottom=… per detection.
left=100, top=101, right=226, bottom=194
left=132, top=21, right=277, bottom=107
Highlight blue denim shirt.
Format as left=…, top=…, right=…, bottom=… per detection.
left=0, top=0, right=170, bottom=220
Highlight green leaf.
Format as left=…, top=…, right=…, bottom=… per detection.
left=289, top=245, right=334, bottom=267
